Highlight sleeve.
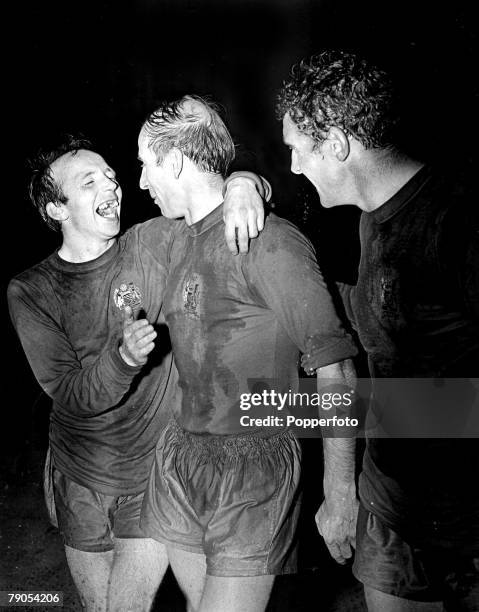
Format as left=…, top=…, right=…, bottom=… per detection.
left=7, top=277, right=142, bottom=415
left=223, top=171, right=273, bottom=202
left=244, top=218, right=358, bottom=373
left=336, top=282, right=358, bottom=331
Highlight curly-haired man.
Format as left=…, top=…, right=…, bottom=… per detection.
left=277, top=50, right=479, bottom=611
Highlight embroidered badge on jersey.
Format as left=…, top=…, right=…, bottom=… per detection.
left=114, top=282, right=142, bottom=310
left=183, top=274, right=201, bottom=318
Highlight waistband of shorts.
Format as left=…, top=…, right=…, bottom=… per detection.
left=166, top=418, right=295, bottom=459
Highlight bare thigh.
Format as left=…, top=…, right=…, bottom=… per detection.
left=199, top=574, right=275, bottom=612
left=65, top=545, right=114, bottom=612
left=168, top=546, right=207, bottom=612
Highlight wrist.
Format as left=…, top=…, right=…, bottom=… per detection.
left=323, top=479, right=355, bottom=500
left=224, top=176, right=257, bottom=198
left=119, top=344, right=140, bottom=368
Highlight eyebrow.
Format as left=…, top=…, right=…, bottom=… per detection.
left=74, top=170, right=95, bottom=181
left=74, top=167, right=116, bottom=181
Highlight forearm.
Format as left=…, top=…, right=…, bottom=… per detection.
left=317, top=358, right=357, bottom=491
left=11, top=307, right=140, bottom=415
left=314, top=358, right=359, bottom=563
left=8, top=271, right=155, bottom=416
left=323, top=438, right=356, bottom=495
left=46, top=345, right=141, bottom=414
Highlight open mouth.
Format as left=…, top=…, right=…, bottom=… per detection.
left=96, top=200, right=119, bottom=218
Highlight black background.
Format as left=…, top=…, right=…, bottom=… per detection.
left=2, top=0, right=478, bottom=474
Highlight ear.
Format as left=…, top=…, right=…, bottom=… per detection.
left=170, top=148, right=184, bottom=179
left=325, top=127, right=350, bottom=162
left=46, top=201, right=69, bottom=223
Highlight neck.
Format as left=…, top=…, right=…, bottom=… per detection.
left=58, top=236, right=116, bottom=263
left=184, top=175, right=225, bottom=225
left=354, top=152, right=424, bottom=212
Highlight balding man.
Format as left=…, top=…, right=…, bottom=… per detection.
left=138, top=95, right=358, bottom=612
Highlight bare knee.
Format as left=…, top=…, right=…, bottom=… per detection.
left=107, top=538, right=168, bottom=612
left=199, top=575, right=275, bottom=612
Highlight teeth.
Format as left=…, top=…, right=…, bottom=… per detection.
left=96, top=200, right=118, bottom=217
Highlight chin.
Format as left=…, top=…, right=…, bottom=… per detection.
left=317, top=193, right=338, bottom=209
left=107, top=219, right=121, bottom=234
left=319, top=199, right=335, bottom=209
left=160, top=208, right=182, bottom=220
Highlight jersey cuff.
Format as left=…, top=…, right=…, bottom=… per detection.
left=110, top=343, right=143, bottom=376
left=301, top=333, right=358, bottom=374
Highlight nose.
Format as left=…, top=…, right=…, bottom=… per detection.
left=139, top=167, right=148, bottom=190
left=101, top=173, right=119, bottom=191
left=290, top=150, right=301, bottom=175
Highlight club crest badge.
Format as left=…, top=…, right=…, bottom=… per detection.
left=183, top=274, right=200, bottom=317
left=114, top=282, right=142, bottom=310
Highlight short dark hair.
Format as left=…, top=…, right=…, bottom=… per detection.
left=28, top=135, right=93, bottom=231
left=142, top=95, right=235, bottom=177
left=276, top=50, right=398, bottom=150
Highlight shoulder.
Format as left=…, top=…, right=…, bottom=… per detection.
left=7, top=255, right=62, bottom=324
left=425, top=166, right=473, bottom=218
left=250, top=212, right=315, bottom=257
left=120, top=215, right=185, bottom=252
left=8, top=253, right=58, bottom=299
left=429, top=166, right=476, bottom=231
left=122, top=216, right=182, bottom=240
left=426, top=169, right=478, bottom=271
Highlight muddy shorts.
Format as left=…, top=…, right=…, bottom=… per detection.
left=141, top=419, right=302, bottom=576
left=353, top=504, right=479, bottom=609
left=44, top=451, right=146, bottom=552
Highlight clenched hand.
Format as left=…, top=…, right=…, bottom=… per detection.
left=315, top=483, right=359, bottom=564
left=119, top=306, right=157, bottom=367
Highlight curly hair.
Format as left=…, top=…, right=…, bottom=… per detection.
left=28, top=135, right=93, bottom=232
left=142, top=95, right=235, bottom=177
left=276, top=50, right=398, bottom=150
